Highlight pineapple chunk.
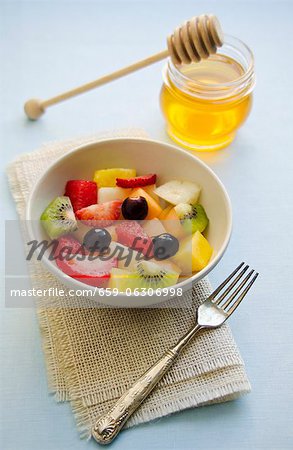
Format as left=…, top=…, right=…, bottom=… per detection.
left=93, top=168, right=136, bottom=187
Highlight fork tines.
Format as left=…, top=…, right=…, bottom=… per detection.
left=210, top=262, right=259, bottom=315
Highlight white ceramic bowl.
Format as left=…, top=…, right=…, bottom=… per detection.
left=26, top=137, right=232, bottom=307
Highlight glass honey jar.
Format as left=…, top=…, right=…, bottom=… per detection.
left=160, top=36, right=255, bottom=151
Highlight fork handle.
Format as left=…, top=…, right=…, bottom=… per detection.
left=92, top=323, right=202, bottom=445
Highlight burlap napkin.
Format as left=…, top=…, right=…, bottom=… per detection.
left=7, top=129, right=251, bottom=439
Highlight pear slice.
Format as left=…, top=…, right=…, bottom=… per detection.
left=154, top=180, right=201, bottom=205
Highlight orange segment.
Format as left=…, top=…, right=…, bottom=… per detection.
left=93, top=168, right=136, bottom=187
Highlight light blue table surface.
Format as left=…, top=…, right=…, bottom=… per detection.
left=1, top=1, right=293, bottom=449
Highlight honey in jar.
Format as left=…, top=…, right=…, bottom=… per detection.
left=160, top=36, right=255, bottom=151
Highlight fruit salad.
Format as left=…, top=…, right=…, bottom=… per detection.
left=40, top=168, right=213, bottom=292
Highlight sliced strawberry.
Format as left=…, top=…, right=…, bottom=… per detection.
left=65, top=180, right=97, bottom=212
left=56, top=253, right=117, bottom=288
left=116, top=174, right=156, bottom=188
left=54, top=235, right=88, bottom=259
left=115, top=221, right=154, bottom=257
left=75, top=200, right=122, bottom=227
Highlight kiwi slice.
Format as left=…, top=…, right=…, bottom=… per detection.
left=135, top=260, right=179, bottom=290
left=40, top=196, right=77, bottom=239
left=175, top=203, right=209, bottom=234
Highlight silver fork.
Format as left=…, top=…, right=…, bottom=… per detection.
left=92, top=262, right=258, bottom=445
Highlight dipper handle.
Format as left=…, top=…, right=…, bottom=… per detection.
left=24, top=14, right=223, bottom=120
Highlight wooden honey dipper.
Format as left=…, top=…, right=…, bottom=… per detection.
left=24, top=14, right=223, bottom=120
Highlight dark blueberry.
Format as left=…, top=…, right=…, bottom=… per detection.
left=152, top=233, right=179, bottom=260
left=122, top=196, right=148, bottom=220
left=83, top=228, right=111, bottom=252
